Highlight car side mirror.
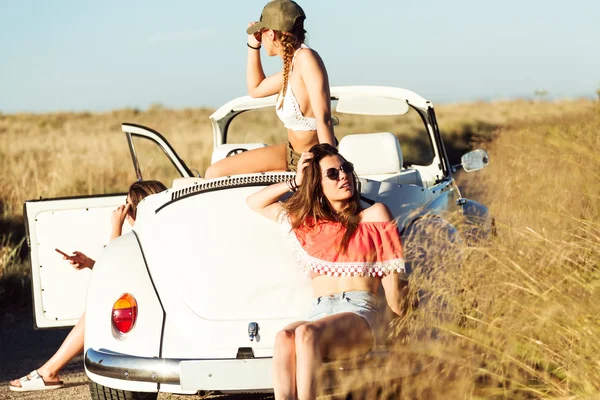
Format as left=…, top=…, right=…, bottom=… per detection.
left=460, top=149, right=489, bottom=172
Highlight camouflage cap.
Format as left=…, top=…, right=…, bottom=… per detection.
left=246, top=0, right=306, bottom=35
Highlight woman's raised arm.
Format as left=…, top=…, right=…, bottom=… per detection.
left=246, top=24, right=284, bottom=98
left=246, top=182, right=289, bottom=221
left=247, top=152, right=312, bottom=220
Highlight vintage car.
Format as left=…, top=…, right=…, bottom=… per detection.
left=24, top=86, right=490, bottom=399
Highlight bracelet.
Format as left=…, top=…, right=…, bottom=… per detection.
left=286, top=178, right=297, bottom=193
left=287, top=178, right=296, bottom=192
left=247, top=43, right=261, bottom=50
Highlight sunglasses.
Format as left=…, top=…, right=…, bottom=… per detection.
left=323, top=161, right=354, bottom=181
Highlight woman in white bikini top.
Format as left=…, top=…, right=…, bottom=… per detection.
left=204, top=0, right=336, bottom=178
left=275, top=44, right=318, bottom=132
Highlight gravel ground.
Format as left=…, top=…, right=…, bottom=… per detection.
left=0, top=309, right=89, bottom=400
left=0, top=310, right=276, bottom=400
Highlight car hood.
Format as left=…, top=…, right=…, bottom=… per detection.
left=134, top=186, right=312, bottom=323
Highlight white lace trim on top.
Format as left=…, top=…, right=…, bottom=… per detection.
left=277, top=209, right=406, bottom=278
left=275, top=44, right=318, bottom=131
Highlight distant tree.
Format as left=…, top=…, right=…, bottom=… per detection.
left=148, top=102, right=166, bottom=112
left=534, top=90, right=549, bottom=102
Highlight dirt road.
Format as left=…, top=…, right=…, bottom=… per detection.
left=0, top=309, right=88, bottom=399
left=0, top=311, right=254, bottom=400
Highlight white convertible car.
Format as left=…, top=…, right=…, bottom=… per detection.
left=24, top=86, right=490, bottom=399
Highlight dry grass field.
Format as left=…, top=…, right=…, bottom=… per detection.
left=378, top=100, right=600, bottom=399
left=0, top=98, right=598, bottom=398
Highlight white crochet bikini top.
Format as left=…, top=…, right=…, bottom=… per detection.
left=275, top=44, right=318, bottom=132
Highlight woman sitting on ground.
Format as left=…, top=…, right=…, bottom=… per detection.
left=9, top=180, right=167, bottom=392
left=247, top=144, right=408, bottom=399
left=205, top=0, right=335, bottom=179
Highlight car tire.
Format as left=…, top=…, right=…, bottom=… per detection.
left=89, top=382, right=158, bottom=400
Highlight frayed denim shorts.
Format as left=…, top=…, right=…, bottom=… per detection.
left=308, top=291, right=380, bottom=346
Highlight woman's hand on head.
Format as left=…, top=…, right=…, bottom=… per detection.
left=111, top=203, right=131, bottom=230
left=247, top=22, right=261, bottom=48
left=295, top=151, right=313, bottom=187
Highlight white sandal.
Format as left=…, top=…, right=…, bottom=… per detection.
left=9, top=370, right=64, bottom=392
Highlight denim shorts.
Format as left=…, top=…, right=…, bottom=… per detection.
left=307, top=291, right=380, bottom=347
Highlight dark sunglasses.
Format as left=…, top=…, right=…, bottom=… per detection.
left=323, top=161, right=354, bottom=181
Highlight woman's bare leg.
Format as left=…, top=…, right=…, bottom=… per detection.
left=273, top=321, right=307, bottom=400
left=9, top=313, right=85, bottom=387
left=294, top=313, right=374, bottom=400
left=205, top=144, right=287, bottom=179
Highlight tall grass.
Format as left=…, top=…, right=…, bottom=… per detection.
left=370, top=101, right=600, bottom=398
left=0, top=235, right=29, bottom=310
left=0, top=99, right=592, bottom=218
left=0, top=107, right=215, bottom=218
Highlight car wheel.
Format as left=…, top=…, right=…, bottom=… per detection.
left=89, top=382, right=158, bottom=400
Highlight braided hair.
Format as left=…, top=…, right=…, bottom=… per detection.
left=275, top=21, right=306, bottom=109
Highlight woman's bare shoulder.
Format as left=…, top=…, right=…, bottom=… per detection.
left=295, top=46, right=324, bottom=68
left=360, top=203, right=393, bottom=223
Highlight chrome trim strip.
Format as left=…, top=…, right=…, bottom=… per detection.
left=155, top=173, right=294, bottom=213
left=85, top=349, right=181, bottom=383
left=170, top=173, right=292, bottom=201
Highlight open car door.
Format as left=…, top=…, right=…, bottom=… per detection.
left=25, top=123, right=192, bottom=328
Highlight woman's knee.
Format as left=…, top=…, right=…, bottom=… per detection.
left=294, top=323, right=320, bottom=348
left=204, top=164, right=219, bottom=179
left=274, top=329, right=296, bottom=355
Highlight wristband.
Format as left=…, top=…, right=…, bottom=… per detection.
left=286, top=178, right=297, bottom=193
left=247, top=43, right=261, bottom=50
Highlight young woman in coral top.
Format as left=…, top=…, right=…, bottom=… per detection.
left=247, top=144, right=408, bottom=399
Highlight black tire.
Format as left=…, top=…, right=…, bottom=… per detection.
left=89, top=382, right=158, bottom=400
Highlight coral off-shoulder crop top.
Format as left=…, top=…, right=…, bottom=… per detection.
left=278, top=209, right=405, bottom=278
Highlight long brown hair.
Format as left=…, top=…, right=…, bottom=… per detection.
left=275, top=20, right=306, bottom=110
left=128, top=180, right=167, bottom=220
left=282, top=144, right=362, bottom=253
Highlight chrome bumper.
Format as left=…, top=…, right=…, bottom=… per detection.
left=86, top=347, right=420, bottom=393
left=85, top=348, right=274, bottom=391
left=85, top=349, right=181, bottom=384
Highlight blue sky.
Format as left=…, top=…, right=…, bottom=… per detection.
left=1, top=0, right=598, bottom=113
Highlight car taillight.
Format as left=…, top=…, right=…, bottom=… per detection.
left=112, top=293, right=137, bottom=334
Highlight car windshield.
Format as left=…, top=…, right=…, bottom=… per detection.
left=226, top=101, right=434, bottom=167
